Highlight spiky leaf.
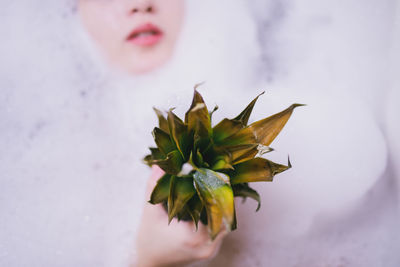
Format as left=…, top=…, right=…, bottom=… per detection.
left=149, top=150, right=183, bottom=175
left=229, top=158, right=291, bottom=184
left=153, top=107, right=170, bottom=133
left=167, top=110, right=191, bottom=160
left=232, top=183, right=261, bottom=211
left=186, top=90, right=212, bottom=152
left=168, top=175, right=196, bottom=223
left=211, top=156, right=234, bottom=171
left=216, top=144, right=259, bottom=165
left=233, top=91, right=265, bottom=126
left=143, top=147, right=164, bottom=165
left=212, top=92, right=264, bottom=144
left=232, top=207, right=237, bottom=231
left=193, top=168, right=235, bottom=239
left=153, top=127, right=176, bottom=156
left=186, top=194, right=204, bottom=229
left=209, top=105, right=219, bottom=121
left=223, top=104, right=304, bottom=146
left=149, top=174, right=172, bottom=204
left=212, top=119, right=243, bottom=144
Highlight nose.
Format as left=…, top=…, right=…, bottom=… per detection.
left=130, top=0, right=155, bottom=14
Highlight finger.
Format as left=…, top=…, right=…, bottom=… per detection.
left=195, top=219, right=211, bottom=237
left=194, top=223, right=228, bottom=246
left=190, top=229, right=227, bottom=261
left=211, top=229, right=227, bottom=245
left=206, top=229, right=227, bottom=259
left=145, top=165, right=165, bottom=200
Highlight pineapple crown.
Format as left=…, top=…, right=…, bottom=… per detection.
left=144, top=86, right=303, bottom=239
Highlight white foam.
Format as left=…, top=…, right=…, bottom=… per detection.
left=1, top=0, right=399, bottom=266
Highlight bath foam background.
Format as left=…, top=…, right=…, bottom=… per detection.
left=1, top=0, right=399, bottom=266
left=199, top=0, right=400, bottom=266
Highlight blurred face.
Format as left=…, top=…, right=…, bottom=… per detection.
left=78, top=0, right=185, bottom=74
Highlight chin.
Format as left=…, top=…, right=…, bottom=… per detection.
left=126, top=55, right=172, bottom=75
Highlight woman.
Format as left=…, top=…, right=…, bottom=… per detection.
left=2, top=0, right=398, bottom=266
left=77, top=1, right=261, bottom=265
left=1, top=0, right=261, bottom=266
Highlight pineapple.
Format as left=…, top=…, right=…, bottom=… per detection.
left=144, top=87, right=303, bottom=239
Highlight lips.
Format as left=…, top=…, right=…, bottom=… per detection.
left=126, top=23, right=163, bottom=46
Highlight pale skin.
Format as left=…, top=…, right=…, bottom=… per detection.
left=78, top=0, right=185, bottom=74
left=77, top=0, right=227, bottom=266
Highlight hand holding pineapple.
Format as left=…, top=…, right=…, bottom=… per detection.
left=135, top=165, right=226, bottom=267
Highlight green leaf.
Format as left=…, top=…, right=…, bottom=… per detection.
left=230, top=144, right=260, bottom=165
left=185, top=90, right=212, bottom=152
left=211, top=157, right=234, bottom=171
left=167, top=110, right=191, bottom=160
left=200, top=208, right=208, bottom=225
left=149, top=147, right=164, bottom=159
left=212, top=118, right=244, bottom=144
left=193, top=168, right=235, bottom=239
left=153, top=107, right=170, bottom=133
left=209, top=105, right=219, bottom=121
left=232, top=183, right=261, bottom=211
left=232, top=207, right=237, bottom=231
left=168, top=175, right=196, bottom=223
left=149, top=174, right=172, bottom=204
left=148, top=150, right=183, bottom=175
left=143, top=147, right=164, bottom=166
left=216, top=144, right=259, bottom=165
left=229, top=158, right=291, bottom=184
left=223, top=104, right=304, bottom=146
left=186, top=194, right=204, bottom=230
left=233, top=91, right=265, bottom=126
left=189, top=147, right=207, bottom=169
left=190, top=132, right=214, bottom=168
left=177, top=208, right=192, bottom=222
left=212, top=92, right=265, bottom=144
left=152, top=127, right=176, bottom=155
left=185, top=90, right=209, bottom=124
left=143, top=155, right=153, bottom=166
left=249, top=104, right=304, bottom=146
